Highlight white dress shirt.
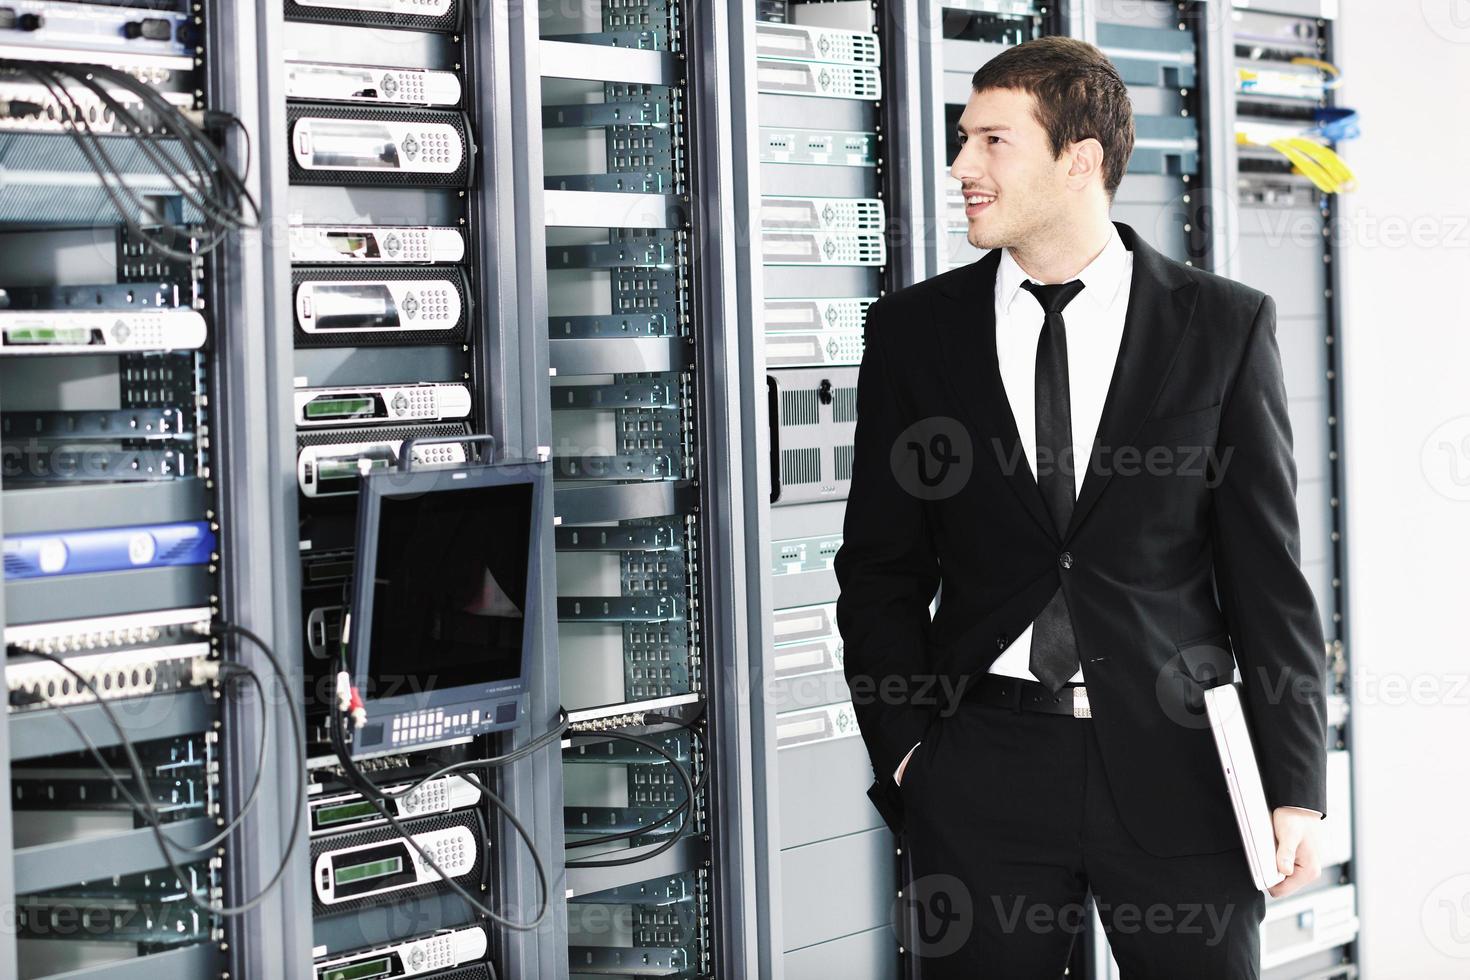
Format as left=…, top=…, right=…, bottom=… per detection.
left=893, top=229, right=1132, bottom=781
left=988, top=227, right=1133, bottom=683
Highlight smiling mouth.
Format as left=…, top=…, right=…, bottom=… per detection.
left=963, top=191, right=996, bottom=217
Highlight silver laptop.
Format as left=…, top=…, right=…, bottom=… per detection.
left=1204, top=682, right=1287, bottom=891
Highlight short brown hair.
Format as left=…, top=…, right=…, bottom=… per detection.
left=971, top=37, right=1135, bottom=199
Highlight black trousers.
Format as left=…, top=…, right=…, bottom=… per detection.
left=899, top=693, right=1265, bottom=979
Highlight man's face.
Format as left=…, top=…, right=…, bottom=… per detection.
left=949, top=86, right=1073, bottom=251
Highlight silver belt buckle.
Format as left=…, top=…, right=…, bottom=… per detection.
left=1072, top=685, right=1092, bottom=719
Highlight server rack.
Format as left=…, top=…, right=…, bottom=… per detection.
left=210, top=4, right=314, bottom=976
left=727, top=1, right=935, bottom=977
left=275, top=1, right=492, bottom=971
left=1083, top=1, right=1208, bottom=262
left=517, top=2, right=757, bottom=977
left=0, top=3, right=1357, bottom=977
left=0, top=1, right=287, bottom=977
left=262, top=1, right=577, bottom=977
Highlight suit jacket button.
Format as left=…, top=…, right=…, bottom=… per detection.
left=1059, top=551, right=1074, bottom=569
left=995, top=634, right=1007, bottom=650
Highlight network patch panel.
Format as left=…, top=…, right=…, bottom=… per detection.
left=4, top=605, right=212, bottom=653
left=0, top=78, right=196, bottom=134
left=5, top=641, right=213, bottom=710
left=0, top=1, right=197, bottom=71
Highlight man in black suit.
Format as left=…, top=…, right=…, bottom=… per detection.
left=834, top=37, right=1328, bottom=978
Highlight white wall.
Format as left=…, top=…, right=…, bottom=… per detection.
left=1337, top=3, right=1470, bottom=977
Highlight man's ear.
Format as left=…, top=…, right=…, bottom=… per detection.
left=1066, top=137, right=1106, bottom=193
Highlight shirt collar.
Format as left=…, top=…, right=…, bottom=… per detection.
left=996, top=226, right=1130, bottom=315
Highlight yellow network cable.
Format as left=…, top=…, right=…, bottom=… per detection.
left=1272, top=137, right=1357, bottom=193
left=1235, top=131, right=1357, bottom=193
left=1290, top=56, right=1344, bottom=90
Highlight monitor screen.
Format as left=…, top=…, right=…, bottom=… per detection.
left=345, top=459, right=547, bottom=757
left=366, top=480, right=533, bottom=700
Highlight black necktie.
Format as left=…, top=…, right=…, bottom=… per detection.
left=1020, top=278, right=1086, bottom=692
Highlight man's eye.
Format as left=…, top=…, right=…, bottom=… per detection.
left=956, top=133, right=967, bottom=145
left=988, top=135, right=1004, bottom=145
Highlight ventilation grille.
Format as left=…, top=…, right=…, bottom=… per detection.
left=832, top=386, right=858, bottom=423
left=781, top=388, right=820, bottom=426
left=781, top=447, right=821, bottom=485
left=834, top=444, right=855, bottom=482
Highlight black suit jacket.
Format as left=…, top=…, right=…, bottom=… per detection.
left=834, top=221, right=1329, bottom=858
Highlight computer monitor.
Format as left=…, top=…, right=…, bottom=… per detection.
left=345, top=457, right=549, bottom=758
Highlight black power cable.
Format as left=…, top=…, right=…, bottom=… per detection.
left=563, top=724, right=705, bottom=850
left=71, top=62, right=259, bottom=236
left=562, top=729, right=698, bottom=869
left=14, top=622, right=304, bottom=916
left=0, top=61, right=259, bottom=259
left=6, top=65, right=207, bottom=259
left=26, top=655, right=271, bottom=856
left=60, top=67, right=250, bottom=235
left=18, top=63, right=236, bottom=259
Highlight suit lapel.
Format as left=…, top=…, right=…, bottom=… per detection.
left=932, top=222, right=1199, bottom=544
left=934, top=248, right=1057, bottom=540
left=1065, top=223, right=1199, bottom=539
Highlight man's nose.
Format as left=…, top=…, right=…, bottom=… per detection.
left=950, top=144, right=980, bottom=185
